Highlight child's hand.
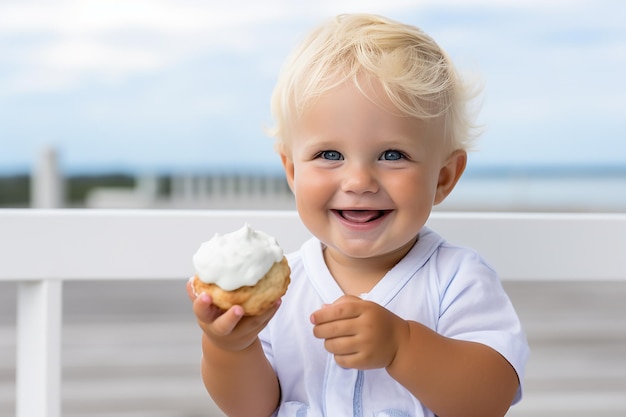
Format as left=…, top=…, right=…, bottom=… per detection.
left=186, top=277, right=279, bottom=352
left=310, top=295, right=409, bottom=370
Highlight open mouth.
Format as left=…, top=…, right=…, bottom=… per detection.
left=334, top=209, right=391, bottom=223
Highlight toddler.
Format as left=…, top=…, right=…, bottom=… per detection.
left=188, top=13, right=529, bottom=417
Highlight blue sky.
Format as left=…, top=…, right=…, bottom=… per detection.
left=1, top=0, right=625, bottom=175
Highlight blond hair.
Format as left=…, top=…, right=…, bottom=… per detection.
left=268, top=13, right=480, bottom=153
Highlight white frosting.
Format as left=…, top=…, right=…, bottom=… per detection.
left=192, top=224, right=283, bottom=291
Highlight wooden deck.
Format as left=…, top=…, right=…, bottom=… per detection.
left=1, top=280, right=625, bottom=417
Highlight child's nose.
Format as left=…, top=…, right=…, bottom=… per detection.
left=341, top=163, right=379, bottom=194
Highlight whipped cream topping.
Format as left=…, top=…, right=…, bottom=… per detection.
left=192, top=224, right=283, bottom=291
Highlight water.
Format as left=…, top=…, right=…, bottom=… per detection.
left=439, top=168, right=626, bottom=212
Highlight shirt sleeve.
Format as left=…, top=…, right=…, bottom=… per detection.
left=434, top=245, right=530, bottom=404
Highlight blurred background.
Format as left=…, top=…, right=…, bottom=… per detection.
left=1, top=1, right=625, bottom=416
left=1, top=0, right=625, bottom=211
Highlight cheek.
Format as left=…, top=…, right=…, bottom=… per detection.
left=387, top=171, right=438, bottom=205
left=293, top=167, right=334, bottom=202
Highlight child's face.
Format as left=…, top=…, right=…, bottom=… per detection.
left=280, top=80, right=465, bottom=265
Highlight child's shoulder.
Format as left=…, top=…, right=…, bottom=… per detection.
left=418, top=227, right=498, bottom=283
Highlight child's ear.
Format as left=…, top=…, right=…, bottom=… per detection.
left=434, top=149, right=467, bottom=205
left=279, top=148, right=295, bottom=193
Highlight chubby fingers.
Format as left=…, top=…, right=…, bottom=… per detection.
left=310, top=295, right=362, bottom=325
left=188, top=276, right=244, bottom=332
left=192, top=290, right=245, bottom=334
left=309, top=296, right=366, bottom=366
left=310, top=295, right=364, bottom=343
left=208, top=303, right=246, bottom=336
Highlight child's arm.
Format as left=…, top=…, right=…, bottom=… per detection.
left=190, top=285, right=281, bottom=417
left=387, top=320, right=518, bottom=417
left=311, top=296, right=518, bottom=417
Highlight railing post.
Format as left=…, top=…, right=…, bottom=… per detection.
left=16, top=280, right=62, bottom=417
left=30, top=146, right=64, bottom=209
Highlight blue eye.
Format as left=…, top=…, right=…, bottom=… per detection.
left=319, top=150, right=343, bottom=160
left=381, top=150, right=404, bottom=161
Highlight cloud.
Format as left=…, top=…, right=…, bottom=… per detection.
left=0, top=0, right=295, bottom=96
left=0, top=0, right=460, bottom=93
left=3, top=0, right=622, bottom=98
left=1, top=0, right=625, bottom=171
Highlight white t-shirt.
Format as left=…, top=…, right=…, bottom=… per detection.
left=260, top=227, right=529, bottom=417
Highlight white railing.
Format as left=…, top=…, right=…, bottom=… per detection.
left=1, top=209, right=626, bottom=417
